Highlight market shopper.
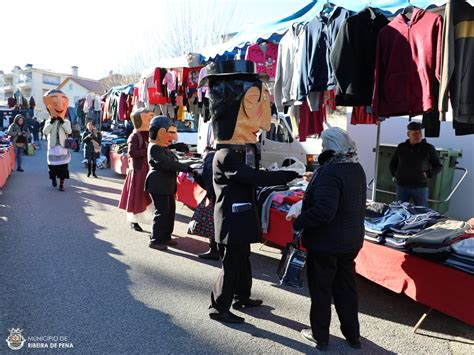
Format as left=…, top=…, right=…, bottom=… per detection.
left=145, top=116, right=194, bottom=251
left=390, top=122, right=442, bottom=207
left=72, top=122, right=82, bottom=152
left=119, top=108, right=154, bottom=232
left=292, top=127, right=366, bottom=351
left=42, top=89, right=73, bottom=191
left=7, top=114, right=31, bottom=172
left=193, top=147, right=219, bottom=260
left=200, top=60, right=299, bottom=324
left=82, top=121, right=102, bottom=178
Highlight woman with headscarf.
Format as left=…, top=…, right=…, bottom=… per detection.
left=292, top=127, right=367, bottom=351
left=7, top=114, right=31, bottom=172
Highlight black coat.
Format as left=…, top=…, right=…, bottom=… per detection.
left=145, top=145, right=192, bottom=195
left=213, top=148, right=298, bottom=245
left=293, top=162, right=367, bottom=254
left=82, top=129, right=102, bottom=160
left=390, top=139, right=442, bottom=187
left=330, top=7, right=389, bottom=106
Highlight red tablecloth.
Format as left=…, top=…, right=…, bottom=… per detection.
left=176, top=176, right=206, bottom=209
left=109, top=150, right=129, bottom=175
left=0, top=146, right=14, bottom=188
left=263, top=207, right=474, bottom=326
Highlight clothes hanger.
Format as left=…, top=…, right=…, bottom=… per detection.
left=402, top=0, right=414, bottom=16
left=322, top=1, right=336, bottom=14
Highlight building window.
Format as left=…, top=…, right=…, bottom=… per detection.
left=42, top=74, right=60, bottom=85
left=69, top=84, right=73, bottom=90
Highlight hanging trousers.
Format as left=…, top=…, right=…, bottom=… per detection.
left=306, top=251, right=360, bottom=345
left=210, top=243, right=252, bottom=313
left=150, top=193, right=176, bottom=243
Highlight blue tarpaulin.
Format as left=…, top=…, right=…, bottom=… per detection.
left=200, top=0, right=472, bottom=61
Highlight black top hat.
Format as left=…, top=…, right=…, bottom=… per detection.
left=198, top=60, right=269, bottom=87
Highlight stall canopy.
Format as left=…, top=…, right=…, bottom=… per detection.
left=200, top=0, right=471, bottom=61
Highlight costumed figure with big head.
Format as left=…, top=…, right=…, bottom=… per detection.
left=145, top=116, right=193, bottom=251
left=42, top=89, right=73, bottom=191
left=118, top=108, right=154, bottom=231
left=200, top=60, right=299, bottom=324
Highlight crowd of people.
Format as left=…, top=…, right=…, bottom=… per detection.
left=3, top=61, right=451, bottom=351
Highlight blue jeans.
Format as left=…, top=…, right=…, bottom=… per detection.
left=396, top=185, right=429, bottom=207
left=15, top=146, right=23, bottom=169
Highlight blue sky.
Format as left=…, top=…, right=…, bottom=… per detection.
left=0, top=0, right=309, bottom=80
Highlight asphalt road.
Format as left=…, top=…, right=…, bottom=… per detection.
left=1, top=145, right=473, bottom=354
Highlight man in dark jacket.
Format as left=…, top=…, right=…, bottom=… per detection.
left=200, top=60, right=299, bottom=324
left=145, top=116, right=193, bottom=251
left=390, top=122, right=442, bottom=207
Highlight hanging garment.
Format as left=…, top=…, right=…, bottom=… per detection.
left=298, top=94, right=326, bottom=142
left=197, top=67, right=210, bottom=102
left=298, top=6, right=353, bottom=100
left=331, top=7, right=389, bottom=106
left=351, top=106, right=378, bottom=125
left=245, top=41, right=279, bottom=78
left=162, top=70, right=177, bottom=92
left=439, top=0, right=474, bottom=135
left=373, top=8, right=443, bottom=117
left=274, top=23, right=306, bottom=112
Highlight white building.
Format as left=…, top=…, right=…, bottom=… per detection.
left=0, top=64, right=100, bottom=122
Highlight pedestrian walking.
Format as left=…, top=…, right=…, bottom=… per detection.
left=82, top=121, right=101, bottom=178
left=42, top=89, right=72, bottom=191
left=7, top=114, right=31, bottom=172
left=292, top=127, right=366, bottom=351
left=72, top=122, right=82, bottom=152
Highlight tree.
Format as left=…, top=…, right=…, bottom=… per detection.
left=118, top=0, right=242, bottom=74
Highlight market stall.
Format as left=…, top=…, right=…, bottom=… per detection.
left=175, top=175, right=474, bottom=327
left=0, top=144, right=15, bottom=188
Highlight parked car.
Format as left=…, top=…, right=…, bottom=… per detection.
left=197, top=113, right=324, bottom=171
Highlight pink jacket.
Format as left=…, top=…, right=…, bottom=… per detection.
left=373, top=8, right=443, bottom=117
left=245, top=42, right=278, bottom=78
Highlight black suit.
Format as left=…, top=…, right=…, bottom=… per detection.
left=145, top=144, right=192, bottom=243
left=211, top=147, right=298, bottom=313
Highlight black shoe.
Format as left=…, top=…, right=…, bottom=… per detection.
left=198, top=248, right=219, bottom=260
left=148, top=242, right=167, bottom=251
left=17, top=168, right=24, bottom=172
left=346, top=339, right=361, bottom=349
left=164, top=239, right=178, bottom=246
left=93, top=174, right=98, bottom=178
left=209, top=309, right=244, bottom=324
left=52, top=179, right=57, bottom=187
left=131, top=223, right=143, bottom=232
left=301, top=329, right=328, bottom=351
left=232, top=298, right=263, bottom=310
left=59, top=185, right=65, bottom=192
left=87, top=172, right=91, bottom=177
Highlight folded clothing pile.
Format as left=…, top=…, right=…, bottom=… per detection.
left=444, top=236, right=474, bottom=274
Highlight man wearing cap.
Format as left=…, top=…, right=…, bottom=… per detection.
left=200, top=60, right=299, bottom=324
left=389, top=121, right=443, bottom=206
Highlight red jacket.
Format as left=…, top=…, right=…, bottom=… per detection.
left=373, top=8, right=443, bottom=117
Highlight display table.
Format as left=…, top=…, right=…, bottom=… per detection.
left=0, top=146, right=15, bottom=188
left=109, top=150, right=129, bottom=175
left=263, top=206, right=474, bottom=327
